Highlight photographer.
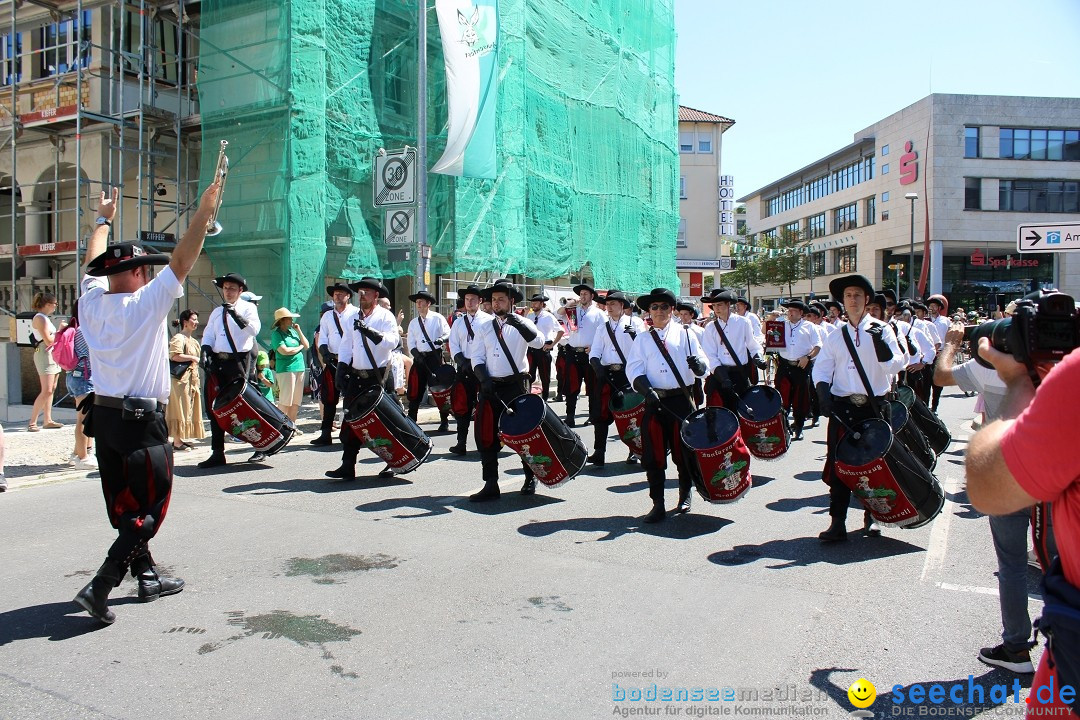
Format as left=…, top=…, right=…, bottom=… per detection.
left=966, top=338, right=1079, bottom=715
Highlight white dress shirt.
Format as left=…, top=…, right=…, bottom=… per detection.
left=932, top=315, right=950, bottom=347
left=80, top=266, right=184, bottom=403
left=407, top=311, right=451, bottom=353
left=203, top=298, right=262, bottom=354
left=449, top=310, right=494, bottom=361
left=559, top=302, right=605, bottom=349
left=701, top=313, right=762, bottom=368
left=473, top=315, right=545, bottom=377
left=627, top=322, right=710, bottom=390
left=741, top=310, right=764, bottom=345
left=914, top=317, right=942, bottom=348
left=339, top=304, right=399, bottom=370
left=528, top=309, right=561, bottom=344
left=318, top=304, right=359, bottom=355
left=589, top=315, right=645, bottom=366
left=907, top=322, right=937, bottom=364
left=812, top=314, right=906, bottom=396
left=776, top=319, right=823, bottom=361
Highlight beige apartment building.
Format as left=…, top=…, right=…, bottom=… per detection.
left=738, top=94, right=1080, bottom=311
left=677, top=105, right=734, bottom=300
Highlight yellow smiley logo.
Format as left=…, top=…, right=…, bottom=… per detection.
left=848, top=678, right=876, bottom=709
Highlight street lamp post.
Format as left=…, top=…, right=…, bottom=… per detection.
left=905, top=192, right=918, bottom=299
left=888, top=263, right=904, bottom=296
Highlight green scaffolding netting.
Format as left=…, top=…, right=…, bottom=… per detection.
left=198, top=0, right=677, bottom=321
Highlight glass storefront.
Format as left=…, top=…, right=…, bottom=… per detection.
left=882, top=249, right=1055, bottom=313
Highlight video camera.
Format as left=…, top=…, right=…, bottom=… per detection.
left=970, top=289, right=1080, bottom=369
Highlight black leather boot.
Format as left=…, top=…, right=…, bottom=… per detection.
left=565, top=397, right=577, bottom=427
left=520, top=476, right=537, bottom=495
left=310, top=432, right=333, bottom=446
left=73, top=559, right=123, bottom=624
left=642, top=501, right=666, bottom=524
left=131, top=555, right=185, bottom=602
left=470, top=480, right=501, bottom=502
left=818, top=517, right=848, bottom=543
left=197, top=454, right=226, bottom=469
left=674, top=490, right=692, bottom=514
left=326, top=449, right=357, bottom=481
left=587, top=452, right=605, bottom=466
left=437, top=412, right=450, bottom=433
left=863, top=509, right=881, bottom=537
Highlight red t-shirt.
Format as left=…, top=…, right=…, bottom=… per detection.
left=1000, top=348, right=1080, bottom=718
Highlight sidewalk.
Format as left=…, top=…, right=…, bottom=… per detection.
left=2, top=398, right=446, bottom=492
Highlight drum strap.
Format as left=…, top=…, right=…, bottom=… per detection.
left=332, top=312, right=344, bottom=338
left=712, top=319, right=745, bottom=369
left=494, top=320, right=521, bottom=376
left=841, top=325, right=883, bottom=416
left=417, top=315, right=438, bottom=351
left=221, top=306, right=240, bottom=355
left=605, top=321, right=628, bottom=366
left=360, top=325, right=390, bottom=386
left=649, top=327, right=695, bottom=408
left=463, top=314, right=475, bottom=341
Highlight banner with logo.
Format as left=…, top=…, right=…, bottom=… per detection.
left=432, top=0, right=499, bottom=179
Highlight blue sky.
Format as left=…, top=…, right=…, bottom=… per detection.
left=674, top=0, right=1080, bottom=199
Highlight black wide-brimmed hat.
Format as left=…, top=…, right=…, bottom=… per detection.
left=828, top=274, right=874, bottom=301
left=459, top=283, right=483, bottom=299
left=675, top=302, right=699, bottom=319
left=823, top=299, right=842, bottom=312
left=805, top=304, right=823, bottom=317
left=86, top=242, right=170, bottom=277
left=214, top=272, right=248, bottom=291
left=735, top=296, right=751, bottom=308
left=602, top=290, right=631, bottom=307
left=481, top=279, right=523, bottom=303
left=636, top=288, right=677, bottom=313
left=704, top=288, right=738, bottom=304
left=348, top=276, right=389, bottom=298
left=408, top=290, right=437, bottom=304
left=529, top=293, right=549, bottom=302
left=882, top=289, right=898, bottom=304
left=573, top=282, right=596, bottom=295
left=911, top=301, right=928, bottom=312
left=326, top=282, right=353, bottom=298
left=868, top=294, right=888, bottom=309
left=780, top=299, right=809, bottom=313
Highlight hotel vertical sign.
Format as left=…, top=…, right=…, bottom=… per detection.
left=719, top=175, right=735, bottom=237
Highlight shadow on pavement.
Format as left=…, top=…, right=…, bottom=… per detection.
left=222, top=475, right=412, bottom=495
left=707, top=534, right=923, bottom=569
left=752, top=475, right=775, bottom=488
left=606, top=480, right=648, bottom=494
left=519, top=513, right=733, bottom=542
left=765, top=494, right=830, bottom=514
left=0, top=598, right=140, bottom=645
left=355, top=492, right=565, bottom=519
left=945, top=489, right=983, bottom=520
left=794, top=470, right=821, bottom=482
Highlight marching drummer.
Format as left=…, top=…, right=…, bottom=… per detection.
left=527, top=293, right=563, bottom=401
left=676, top=303, right=705, bottom=339
left=735, top=296, right=765, bottom=384
left=405, top=290, right=452, bottom=432
left=312, top=282, right=358, bottom=446
left=468, top=279, right=546, bottom=501
left=812, top=274, right=906, bottom=542
left=774, top=300, right=822, bottom=441
left=556, top=283, right=605, bottom=427
left=198, top=272, right=263, bottom=468
left=325, top=277, right=399, bottom=483
left=447, top=284, right=493, bottom=456
left=700, top=288, right=763, bottom=410
left=626, top=288, right=710, bottom=523
left=587, top=289, right=645, bottom=467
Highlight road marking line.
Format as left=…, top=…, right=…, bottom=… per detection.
left=936, top=582, right=998, bottom=596
left=920, top=476, right=964, bottom=583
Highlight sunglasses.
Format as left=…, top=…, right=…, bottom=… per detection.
left=649, top=303, right=671, bottom=311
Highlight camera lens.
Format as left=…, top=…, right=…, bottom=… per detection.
left=968, top=317, right=1013, bottom=368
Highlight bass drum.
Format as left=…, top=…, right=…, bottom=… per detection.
left=886, top=400, right=936, bottom=472
left=610, top=391, right=645, bottom=456
left=211, top=379, right=295, bottom=455
left=346, top=385, right=432, bottom=474
left=499, top=393, right=587, bottom=488
left=835, top=417, right=944, bottom=529
left=895, top=385, right=951, bottom=455
left=680, top=407, right=752, bottom=504
left=428, top=364, right=457, bottom=413
left=736, top=385, right=790, bottom=460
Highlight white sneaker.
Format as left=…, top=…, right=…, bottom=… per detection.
left=73, top=455, right=98, bottom=469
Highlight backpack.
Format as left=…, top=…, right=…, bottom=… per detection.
left=52, top=324, right=79, bottom=372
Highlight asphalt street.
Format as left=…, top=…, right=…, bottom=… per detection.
left=0, top=387, right=1046, bottom=719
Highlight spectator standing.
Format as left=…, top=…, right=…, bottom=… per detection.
left=29, top=291, right=63, bottom=431
left=269, top=307, right=309, bottom=427
left=166, top=309, right=205, bottom=451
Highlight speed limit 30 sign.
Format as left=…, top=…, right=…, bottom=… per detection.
left=374, top=148, right=417, bottom=207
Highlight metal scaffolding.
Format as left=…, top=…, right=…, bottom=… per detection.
left=1, top=0, right=204, bottom=315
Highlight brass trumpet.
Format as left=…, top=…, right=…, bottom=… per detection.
left=205, top=140, right=229, bottom=236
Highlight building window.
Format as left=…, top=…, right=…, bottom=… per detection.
left=1, top=32, right=22, bottom=86
left=679, top=132, right=695, bottom=153
left=679, top=176, right=687, bottom=199
left=836, top=246, right=857, bottom=273
left=865, top=196, right=876, bottom=226
left=765, top=156, right=874, bottom=217
left=810, top=251, right=825, bottom=276
left=383, top=48, right=409, bottom=116
left=677, top=218, right=687, bottom=247
left=783, top=220, right=801, bottom=238
left=1001, top=127, right=1080, bottom=161
left=965, top=178, right=982, bottom=210
left=881, top=210, right=889, bottom=221
left=999, top=180, right=1080, bottom=213
left=697, top=132, right=712, bottom=153
left=806, top=212, right=825, bottom=239
left=37, top=10, right=91, bottom=78
left=881, top=163, right=889, bottom=175
left=833, top=203, right=857, bottom=233
left=964, top=127, right=980, bottom=158
left=881, top=144, right=889, bottom=156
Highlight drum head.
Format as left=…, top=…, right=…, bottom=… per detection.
left=836, top=418, right=893, bottom=466
left=895, top=385, right=915, bottom=408
left=354, top=383, right=385, bottom=416
left=211, top=379, right=244, bottom=410
left=430, top=365, right=457, bottom=391
left=887, top=400, right=909, bottom=433
left=737, top=385, right=782, bottom=420
left=611, top=391, right=644, bottom=413
left=681, top=407, right=741, bottom=450
left=499, top=394, right=544, bottom=435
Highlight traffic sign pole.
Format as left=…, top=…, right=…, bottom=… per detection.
left=416, top=0, right=429, bottom=295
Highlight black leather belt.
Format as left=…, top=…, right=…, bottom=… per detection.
left=834, top=393, right=877, bottom=407
left=654, top=388, right=685, bottom=398
left=604, top=363, right=624, bottom=372
left=353, top=369, right=385, bottom=379
left=95, top=395, right=165, bottom=412
left=569, top=347, right=589, bottom=356
left=492, top=373, right=528, bottom=385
